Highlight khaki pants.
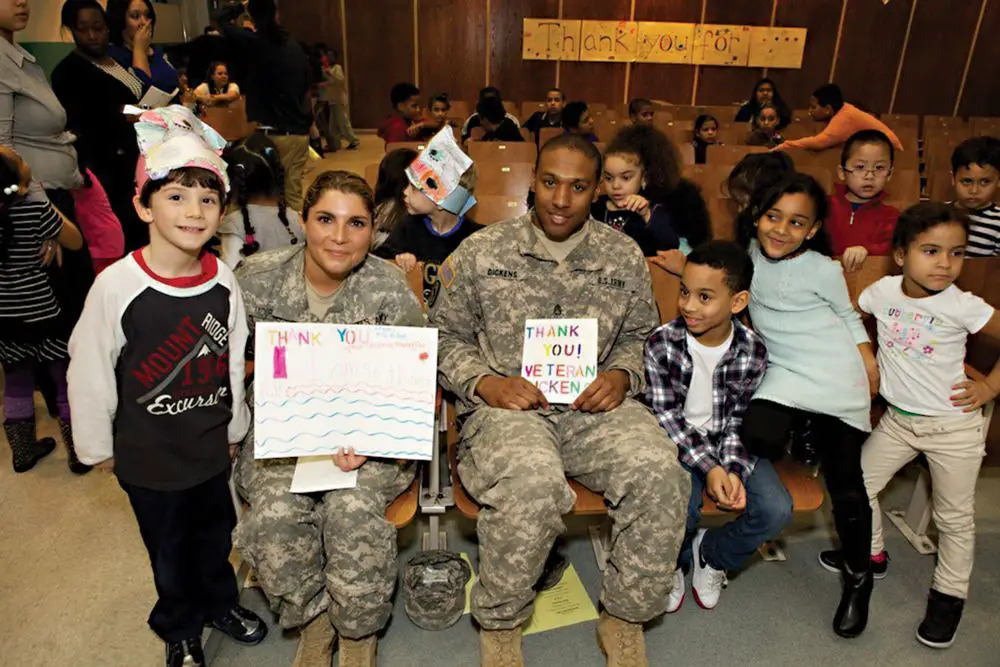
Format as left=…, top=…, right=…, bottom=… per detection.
left=268, top=133, right=310, bottom=213
left=863, top=408, right=986, bottom=598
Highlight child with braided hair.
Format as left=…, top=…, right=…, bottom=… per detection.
left=219, top=133, right=304, bottom=268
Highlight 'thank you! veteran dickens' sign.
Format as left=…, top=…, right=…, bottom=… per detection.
left=254, top=323, right=438, bottom=460
left=522, top=319, right=599, bottom=404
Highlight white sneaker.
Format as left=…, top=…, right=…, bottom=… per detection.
left=666, top=567, right=685, bottom=613
left=691, top=529, right=727, bottom=610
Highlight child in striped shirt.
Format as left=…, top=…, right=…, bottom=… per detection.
left=949, top=136, right=1000, bottom=257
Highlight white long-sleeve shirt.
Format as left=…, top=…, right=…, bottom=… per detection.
left=67, top=251, right=249, bottom=490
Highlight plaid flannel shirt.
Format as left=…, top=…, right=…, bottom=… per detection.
left=644, top=317, right=767, bottom=481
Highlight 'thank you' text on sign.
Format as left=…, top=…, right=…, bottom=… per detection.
left=253, top=323, right=438, bottom=460
left=522, top=319, right=598, bottom=403
left=522, top=19, right=806, bottom=68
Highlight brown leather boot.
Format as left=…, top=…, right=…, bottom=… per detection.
left=292, top=615, right=335, bottom=667
left=596, top=611, right=648, bottom=667
left=338, top=634, right=377, bottom=667
left=479, top=627, right=523, bottom=667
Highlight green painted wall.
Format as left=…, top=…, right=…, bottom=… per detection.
left=19, top=42, right=74, bottom=78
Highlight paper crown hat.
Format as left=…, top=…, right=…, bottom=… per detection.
left=405, top=127, right=476, bottom=216
left=133, top=105, right=230, bottom=196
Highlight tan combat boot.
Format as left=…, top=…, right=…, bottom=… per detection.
left=479, top=627, right=524, bottom=667
left=338, top=634, right=377, bottom=667
left=292, top=615, right=335, bottom=667
left=596, top=611, right=648, bottom=667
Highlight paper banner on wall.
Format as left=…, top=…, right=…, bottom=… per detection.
left=522, top=18, right=582, bottom=60
left=635, top=22, right=695, bottom=64
left=579, top=20, right=637, bottom=62
left=253, top=323, right=438, bottom=460
left=748, top=27, right=808, bottom=68
left=692, top=24, right=752, bottom=66
left=522, top=319, right=598, bottom=404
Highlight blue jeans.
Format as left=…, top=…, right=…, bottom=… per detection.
left=678, top=459, right=793, bottom=572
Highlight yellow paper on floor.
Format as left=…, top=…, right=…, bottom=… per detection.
left=459, top=552, right=598, bottom=634
left=522, top=564, right=598, bottom=635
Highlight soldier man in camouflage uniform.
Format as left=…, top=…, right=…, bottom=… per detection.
left=430, top=135, right=689, bottom=667
left=234, top=172, right=424, bottom=667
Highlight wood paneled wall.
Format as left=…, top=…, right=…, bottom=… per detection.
left=283, top=0, right=1000, bottom=128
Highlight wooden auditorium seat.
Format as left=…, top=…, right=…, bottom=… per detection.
left=705, top=144, right=768, bottom=165
left=467, top=141, right=537, bottom=164
left=521, top=100, right=545, bottom=121
left=468, top=195, right=528, bottom=225
left=538, top=126, right=562, bottom=147
left=684, top=164, right=738, bottom=199
left=885, top=169, right=922, bottom=211
left=475, top=162, right=534, bottom=198
left=797, top=165, right=835, bottom=194
left=385, top=141, right=428, bottom=154
left=447, top=100, right=471, bottom=122
left=925, top=170, right=954, bottom=202
left=707, top=198, right=738, bottom=241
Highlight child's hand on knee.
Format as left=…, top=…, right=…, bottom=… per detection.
left=706, top=466, right=731, bottom=505
left=722, top=473, right=746, bottom=510
left=840, top=246, right=868, bottom=273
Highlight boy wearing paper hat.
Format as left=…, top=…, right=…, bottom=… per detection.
left=374, top=127, right=483, bottom=307
left=67, top=105, right=267, bottom=667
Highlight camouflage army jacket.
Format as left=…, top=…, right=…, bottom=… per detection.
left=236, top=245, right=426, bottom=349
left=429, top=213, right=658, bottom=415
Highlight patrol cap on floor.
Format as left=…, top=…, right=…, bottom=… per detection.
left=403, top=550, right=471, bottom=630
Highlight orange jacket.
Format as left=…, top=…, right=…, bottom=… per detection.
left=778, top=103, right=903, bottom=152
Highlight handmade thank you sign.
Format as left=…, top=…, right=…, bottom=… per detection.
left=522, top=319, right=599, bottom=403
left=254, top=323, right=438, bottom=460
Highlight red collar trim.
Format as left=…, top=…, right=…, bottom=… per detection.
left=132, top=249, right=218, bottom=288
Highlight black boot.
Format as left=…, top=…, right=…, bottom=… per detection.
left=59, top=419, right=92, bottom=475
left=790, top=417, right=819, bottom=465
left=3, top=419, right=56, bottom=473
left=917, top=589, right=964, bottom=648
left=833, top=564, right=873, bottom=638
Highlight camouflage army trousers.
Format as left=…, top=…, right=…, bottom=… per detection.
left=233, top=454, right=415, bottom=637
left=458, top=399, right=689, bottom=629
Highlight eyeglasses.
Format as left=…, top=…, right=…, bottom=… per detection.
left=842, top=165, right=892, bottom=177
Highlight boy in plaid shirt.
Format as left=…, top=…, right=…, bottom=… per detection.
left=644, top=241, right=791, bottom=611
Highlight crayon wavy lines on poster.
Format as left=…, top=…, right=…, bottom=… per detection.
left=282, top=384, right=427, bottom=401
left=256, top=410, right=433, bottom=428
left=255, top=396, right=433, bottom=414
left=258, top=430, right=429, bottom=458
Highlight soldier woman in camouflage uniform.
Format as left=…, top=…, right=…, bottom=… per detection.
left=233, top=171, right=425, bottom=667
left=430, top=135, right=689, bottom=667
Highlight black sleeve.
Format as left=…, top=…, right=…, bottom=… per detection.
left=666, top=179, right=711, bottom=246
left=498, top=121, right=525, bottom=141
left=776, top=100, right=792, bottom=130
left=734, top=103, right=753, bottom=123
left=523, top=112, right=541, bottom=133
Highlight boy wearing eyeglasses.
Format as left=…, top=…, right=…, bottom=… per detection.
left=828, top=130, right=901, bottom=272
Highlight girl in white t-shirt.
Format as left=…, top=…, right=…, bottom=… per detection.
left=844, top=203, right=1000, bottom=649
left=219, top=134, right=304, bottom=268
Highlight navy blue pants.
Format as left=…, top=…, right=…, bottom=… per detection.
left=120, top=470, right=238, bottom=641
